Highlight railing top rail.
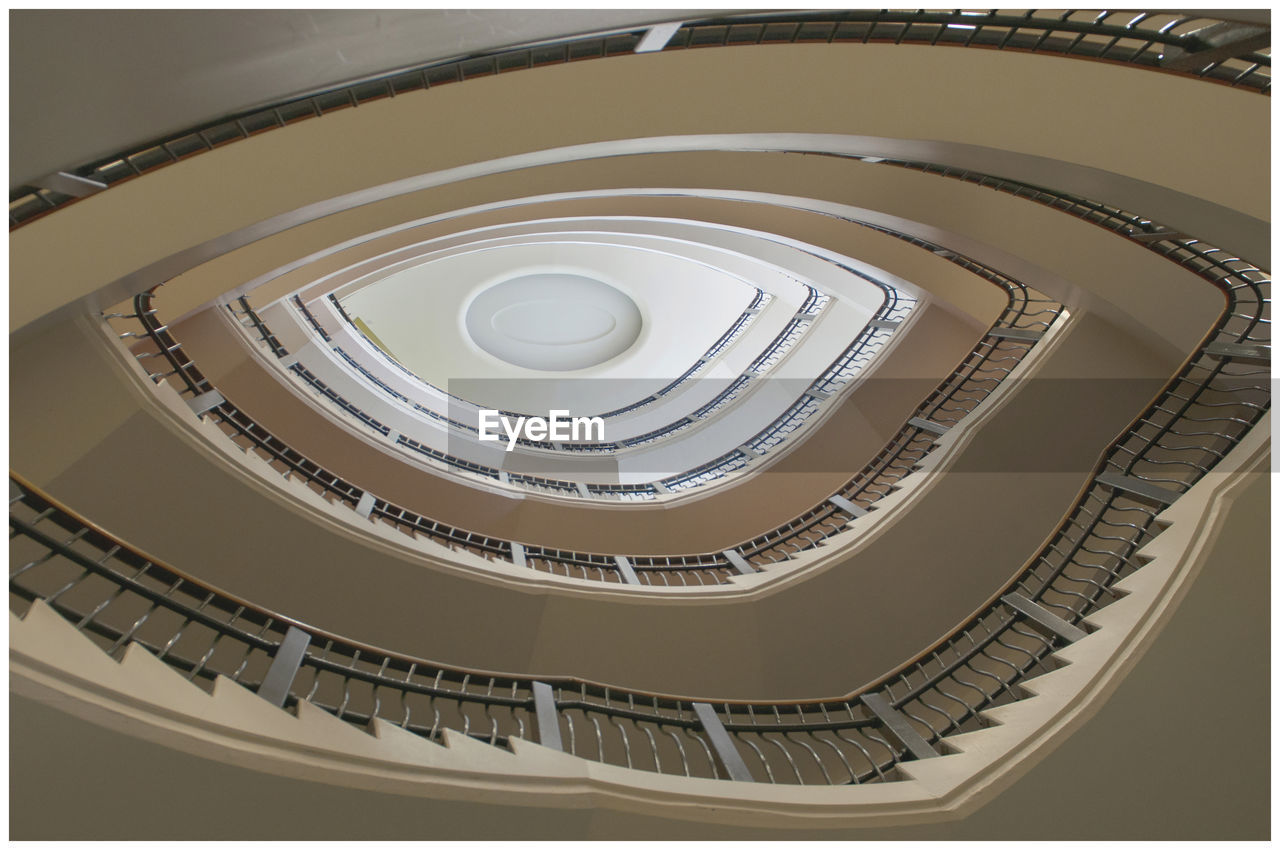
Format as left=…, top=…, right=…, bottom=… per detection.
left=5, top=470, right=900, bottom=706
left=11, top=9, right=1267, bottom=226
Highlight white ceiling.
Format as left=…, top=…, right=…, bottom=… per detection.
left=341, top=238, right=756, bottom=415
left=463, top=272, right=644, bottom=372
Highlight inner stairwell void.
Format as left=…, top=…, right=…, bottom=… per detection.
left=8, top=9, right=1270, bottom=839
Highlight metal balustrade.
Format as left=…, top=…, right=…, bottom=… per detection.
left=292, top=295, right=331, bottom=343
left=12, top=10, right=1265, bottom=228
left=112, top=216, right=1050, bottom=587
left=7, top=472, right=947, bottom=783
left=21, top=160, right=1272, bottom=777
left=10, top=7, right=1271, bottom=804
left=332, top=289, right=772, bottom=425
left=270, top=285, right=911, bottom=492
left=300, top=279, right=910, bottom=471
left=24, top=271, right=1268, bottom=786
left=396, top=436, right=502, bottom=483
left=227, top=297, right=288, bottom=359
left=11, top=249, right=1266, bottom=775
left=103, top=151, right=1267, bottom=595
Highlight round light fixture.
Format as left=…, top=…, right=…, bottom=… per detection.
left=464, top=273, right=643, bottom=371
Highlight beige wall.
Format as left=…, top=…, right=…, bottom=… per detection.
left=9, top=469, right=1267, bottom=839
left=11, top=42, right=1266, bottom=335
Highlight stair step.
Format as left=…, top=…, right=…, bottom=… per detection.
left=506, top=737, right=594, bottom=775
left=11, top=600, right=134, bottom=683
left=973, top=698, right=1044, bottom=730
left=367, top=716, right=456, bottom=766
left=891, top=746, right=983, bottom=791
left=932, top=726, right=1006, bottom=754
left=209, top=674, right=313, bottom=740
left=117, top=642, right=222, bottom=713
left=439, top=728, right=519, bottom=772
left=1078, top=590, right=1146, bottom=631
left=292, top=696, right=392, bottom=754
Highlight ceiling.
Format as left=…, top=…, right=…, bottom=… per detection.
left=339, top=233, right=757, bottom=414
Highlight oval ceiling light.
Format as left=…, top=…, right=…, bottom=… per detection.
left=464, top=272, right=643, bottom=371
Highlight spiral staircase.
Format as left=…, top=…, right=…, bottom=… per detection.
left=9, top=9, right=1270, bottom=839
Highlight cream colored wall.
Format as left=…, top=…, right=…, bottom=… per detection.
left=11, top=296, right=1179, bottom=699
left=168, top=301, right=977, bottom=549
left=11, top=42, right=1266, bottom=335
left=9, top=10, right=710, bottom=186
left=7, top=20, right=1269, bottom=839
left=8, top=469, right=1267, bottom=839
left=9, top=87, right=1237, bottom=694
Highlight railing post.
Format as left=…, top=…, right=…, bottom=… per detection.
left=30, top=171, right=106, bottom=197
left=986, top=327, right=1044, bottom=341
left=1204, top=341, right=1269, bottom=364
left=634, top=21, right=682, bottom=53
left=1096, top=472, right=1179, bottom=507
left=721, top=550, right=756, bottom=575
left=1001, top=593, right=1088, bottom=643
left=185, top=389, right=225, bottom=416
left=692, top=702, right=753, bottom=781
left=257, top=626, right=311, bottom=708
left=860, top=693, right=939, bottom=760
left=531, top=681, right=563, bottom=751
left=907, top=417, right=949, bottom=436
left=613, top=556, right=641, bottom=585
left=828, top=494, right=868, bottom=519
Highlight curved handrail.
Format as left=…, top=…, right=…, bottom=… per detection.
left=10, top=9, right=1267, bottom=227
left=61, top=158, right=1267, bottom=784
left=330, top=288, right=775, bottom=425
left=314, top=283, right=837, bottom=451
left=320, top=287, right=822, bottom=452
left=10, top=220, right=1267, bottom=777
left=283, top=281, right=909, bottom=475
left=123, top=145, right=1269, bottom=591
left=119, top=213, right=1055, bottom=585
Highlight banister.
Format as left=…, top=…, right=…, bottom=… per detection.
left=10, top=10, right=1267, bottom=228
left=290, top=280, right=908, bottom=469
left=47, top=164, right=1261, bottom=730
left=119, top=154, right=1266, bottom=591
left=121, top=218, right=1056, bottom=584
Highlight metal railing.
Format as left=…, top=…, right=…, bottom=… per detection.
left=268, top=286, right=912, bottom=495
left=3, top=470, right=1024, bottom=784
left=297, top=278, right=911, bottom=473
left=23, top=212, right=1268, bottom=782
left=332, top=289, right=773, bottom=425
left=227, top=297, right=288, bottom=359
left=25, top=157, right=1271, bottom=778
left=12, top=10, right=1266, bottom=227
left=114, top=209, right=1054, bottom=586
left=105, top=154, right=1268, bottom=591
left=12, top=241, right=1267, bottom=777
